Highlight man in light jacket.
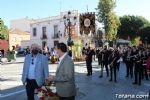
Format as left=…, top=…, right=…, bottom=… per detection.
left=49, top=42, right=76, bottom=100
left=22, top=43, right=49, bottom=100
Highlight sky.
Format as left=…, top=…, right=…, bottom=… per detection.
left=0, top=0, right=150, bottom=28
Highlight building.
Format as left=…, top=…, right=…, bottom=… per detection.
left=9, top=28, right=30, bottom=50
left=10, top=17, right=34, bottom=32
left=0, top=40, right=9, bottom=55
left=30, top=10, right=79, bottom=49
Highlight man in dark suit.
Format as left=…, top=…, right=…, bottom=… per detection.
left=109, top=49, right=120, bottom=82
left=85, top=47, right=94, bottom=76
left=133, top=49, right=142, bottom=86
left=68, top=46, right=72, bottom=58
left=96, top=48, right=104, bottom=78
left=100, top=46, right=109, bottom=78
left=124, top=47, right=135, bottom=78
left=49, top=43, right=76, bottom=100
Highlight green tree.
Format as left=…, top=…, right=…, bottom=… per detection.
left=117, top=15, right=150, bottom=40
left=139, top=26, right=150, bottom=44
left=97, top=0, right=120, bottom=41
left=0, top=18, right=8, bottom=40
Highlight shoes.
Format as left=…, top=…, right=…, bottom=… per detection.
left=87, top=74, right=90, bottom=76
left=138, top=83, right=141, bottom=86
left=109, top=79, right=112, bottom=82
left=99, top=75, right=103, bottom=78
left=132, top=82, right=137, bottom=84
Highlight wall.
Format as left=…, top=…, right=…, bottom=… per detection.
left=0, top=40, right=9, bottom=53
left=9, top=33, right=30, bottom=49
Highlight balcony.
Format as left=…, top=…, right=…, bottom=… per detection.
left=41, top=34, right=47, bottom=40
left=52, top=34, right=60, bottom=39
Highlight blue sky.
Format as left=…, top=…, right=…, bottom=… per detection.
left=0, top=0, right=150, bottom=27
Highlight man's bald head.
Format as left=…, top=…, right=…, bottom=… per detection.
left=30, top=43, right=41, bottom=55
left=31, top=43, right=40, bottom=50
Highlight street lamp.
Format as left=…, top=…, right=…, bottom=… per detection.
left=63, top=11, right=77, bottom=46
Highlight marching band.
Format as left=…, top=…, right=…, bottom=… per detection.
left=83, top=45, right=150, bottom=85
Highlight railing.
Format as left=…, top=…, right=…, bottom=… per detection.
left=41, top=34, right=47, bottom=40
left=53, top=34, right=62, bottom=39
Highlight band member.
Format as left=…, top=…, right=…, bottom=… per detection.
left=100, top=46, right=109, bottom=77
left=124, top=47, right=135, bottom=78
left=85, top=47, right=94, bottom=76
left=97, top=48, right=104, bottom=78
left=93, top=48, right=96, bottom=61
left=147, top=53, right=150, bottom=77
left=68, top=46, right=72, bottom=57
left=109, top=49, right=120, bottom=82
left=141, top=49, right=149, bottom=80
left=133, top=49, right=142, bottom=85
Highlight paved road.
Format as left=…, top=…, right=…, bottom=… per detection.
left=0, top=57, right=150, bottom=100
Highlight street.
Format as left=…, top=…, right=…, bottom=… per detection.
left=0, top=57, right=150, bottom=100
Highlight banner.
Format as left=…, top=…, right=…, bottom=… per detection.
left=79, top=12, right=95, bottom=35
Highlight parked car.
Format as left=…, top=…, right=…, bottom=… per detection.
left=16, top=48, right=26, bottom=56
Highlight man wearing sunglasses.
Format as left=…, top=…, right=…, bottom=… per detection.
left=22, top=43, right=49, bottom=100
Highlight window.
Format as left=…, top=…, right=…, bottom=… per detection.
left=42, top=27, right=46, bottom=35
left=54, top=25, right=58, bottom=36
left=33, top=28, right=37, bottom=37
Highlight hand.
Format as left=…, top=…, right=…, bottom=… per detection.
left=23, top=82, right=26, bottom=86
left=48, top=75, right=55, bottom=81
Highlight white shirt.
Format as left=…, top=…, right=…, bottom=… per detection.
left=57, top=53, right=67, bottom=69
left=28, top=56, right=37, bottom=79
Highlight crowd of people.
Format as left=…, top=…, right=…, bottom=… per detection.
left=83, top=45, right=150, bottom=85
left=2, top=42, right=150, bottom=100
left=0, top=45, right=72, bottom=64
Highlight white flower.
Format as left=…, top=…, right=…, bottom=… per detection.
left=37, top=91, right=43, bottom=97
left=42, top=86, right=46, bottom=90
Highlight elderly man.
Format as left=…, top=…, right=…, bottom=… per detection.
left=49, top=42, right=76, bottom=100
left=22, top=44, right=49, bottom=100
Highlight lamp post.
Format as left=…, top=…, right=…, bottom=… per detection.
left=63, top=11, right=77, bottom=46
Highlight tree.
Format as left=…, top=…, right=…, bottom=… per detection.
left=117, top=15, right=150, bottom=40
left=139, top=26, right=150, bottom=44
left=97, top=0, right=120, bottom=41
left=0, top=18, right=8, bottom=40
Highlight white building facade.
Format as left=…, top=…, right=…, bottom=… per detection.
left=30, top=10, right=79, bottom=49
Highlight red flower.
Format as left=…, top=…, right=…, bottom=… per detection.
left=49, top=92, right=56, bottom=97
left=40, top=97, right=44, bottom=100
left=38, top=87, right=42, bottom=92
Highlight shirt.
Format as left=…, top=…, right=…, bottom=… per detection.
left=57, top=53, right=67, bottom=69
left=28, top=56, right=37, bottom=79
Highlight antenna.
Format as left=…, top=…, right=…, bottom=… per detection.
left=86, top=5, right=89, bottom=12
